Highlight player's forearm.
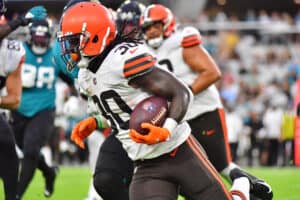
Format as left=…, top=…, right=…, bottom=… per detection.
left=0, top=95, right=21, bottom=110
left=190, top=70, right=221, bottom=94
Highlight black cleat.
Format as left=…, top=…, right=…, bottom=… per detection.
left=230, top=168, right=273, bottom=200
left=44, top=166, right=59, bottom=198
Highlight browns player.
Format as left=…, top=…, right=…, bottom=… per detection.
left=58, top=2, right=237, bottom=200
left=140, top=4, right=273, bottom=200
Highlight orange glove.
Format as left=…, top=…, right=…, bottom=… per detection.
left=71, top=117, right=97, bottom=149
left=129, top=123, right=170, bottom=145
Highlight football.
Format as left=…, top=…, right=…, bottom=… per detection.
left=129, top=96, right=168, bottom=135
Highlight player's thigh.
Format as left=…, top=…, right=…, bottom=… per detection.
left=188, top=109, right=231, bottom=171
left=130, top=176, right=178, bottom=200
left=180, top=136, right=231, bottom=200
left=23, top=109, right=55, bottom=154
left=94, top=134, right=134, bottom=183
left=9, top=111, right=27, bottom=148
left=0, top=115, right=16, bottom=156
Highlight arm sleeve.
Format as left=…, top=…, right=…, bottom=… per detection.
left=181, top=27, right=202, bottom=48
left=123, top=52, right=156, bottom=80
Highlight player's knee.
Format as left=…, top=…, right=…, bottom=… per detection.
left=23, top=147, right=40, bottom=161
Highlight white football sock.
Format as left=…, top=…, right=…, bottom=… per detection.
left=230, top=177, right=250, bottom=200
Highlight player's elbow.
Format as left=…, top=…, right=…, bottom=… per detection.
left=177, top=84, right=193, bottom=113
left=211, top=68, right=222, bottom=82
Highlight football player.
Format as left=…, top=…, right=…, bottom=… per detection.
left=116, top=0, right=145, bottom=38
left=9, top=19, right=74, bottom=199
left=140, top=4, right=273, bottom=200
left=58, top=2, right=250, bottom=200
left=0, top=2, right=47, bottom=200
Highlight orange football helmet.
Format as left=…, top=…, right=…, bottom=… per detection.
left=58, top=2, right=116, bottom=71
left=140, top=4, right=175, bottom=38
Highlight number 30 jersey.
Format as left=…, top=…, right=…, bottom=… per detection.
left=0, top=39, right=25, bottom=90
left=79, top=42, right=190, bottom=161
left=152, top=27, right=223, bottom=121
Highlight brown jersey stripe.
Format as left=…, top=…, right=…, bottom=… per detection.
left=124, top=59, right=153, bottom=73
left=124, top=60, right=155, bottom=78
left=124, top=55, right=154, bottom=71
left=182, top=40, right=201, bottom=48
left=186, top=136, right=232, bottom=199
left=182, top=36, right=201, bottom=46
left=182, top=34, right=201, bottom=43
left=125, top=53, right=152, bottom=67
left=182, top=34, right=200, bottom=41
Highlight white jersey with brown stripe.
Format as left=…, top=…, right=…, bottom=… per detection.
left=152, top=26, right=223, bottom=120
left=84, top=41, right=190, bottom=161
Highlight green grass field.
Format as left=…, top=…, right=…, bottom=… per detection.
left=1, top=167, right=300, bottom=200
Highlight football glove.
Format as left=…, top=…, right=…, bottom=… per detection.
left=129, top=123, right=170, bottom=145
left=71, top=117, right=97, bottom=149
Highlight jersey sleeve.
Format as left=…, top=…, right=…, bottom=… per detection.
left=123, top=45, right=156, bottom=80
left=181, top=26, right=202, bottom=48
left=6, top=40, right=25, bottom=74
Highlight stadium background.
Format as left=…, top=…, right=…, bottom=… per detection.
left=1, top=0, right=300, bottom=199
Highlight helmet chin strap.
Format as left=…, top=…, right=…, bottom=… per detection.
left=31, top=45, right=47, bottom=55
left=147, top=35, right=163, bottom=49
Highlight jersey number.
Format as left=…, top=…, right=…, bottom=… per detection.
left=158, top=59, right=174, bottom=72
left=21, top=64, right=55, bottom=89
left=7, top=40, right=21, bottom=51
left=92, top=90, right=132, bottom=131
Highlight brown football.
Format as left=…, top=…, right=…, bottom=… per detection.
left=129, top=96, right=168, bottom=135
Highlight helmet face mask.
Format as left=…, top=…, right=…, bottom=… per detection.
left=116, top=0, right=145, bottom=37
left=29, top=19, right=51, bottom=55
left=58, top=32, right=85, bottom=71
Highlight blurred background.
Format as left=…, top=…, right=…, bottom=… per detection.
left=4, top=0, right=300, bottom=168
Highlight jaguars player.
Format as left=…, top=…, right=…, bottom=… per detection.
left=57, top=2, right=251, bottom=200
left=0, top=2, right=47, bottom=200
left=140, top=4, right=273, bottom=200
left=9, top=19, right=74, bottom=199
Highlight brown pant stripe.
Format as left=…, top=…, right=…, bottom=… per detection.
left=186, top=136, right=232, bottom=200
left=218, top=108, right=232, bottom=164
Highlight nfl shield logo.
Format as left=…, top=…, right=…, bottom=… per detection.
left=142, top=102, right=155, bottom=112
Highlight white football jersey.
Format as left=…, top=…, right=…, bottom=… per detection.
left=81, top=42, right=190, bottom=161
left=152, top=27, right=223, bottom=120
left=0, top=39, right=25, bottom=79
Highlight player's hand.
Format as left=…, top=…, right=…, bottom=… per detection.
left=129, top=123, right=170, bottom=145
left=71, top=117, right=97, bottom=149
left=21, top=6, right=47, bottom=26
